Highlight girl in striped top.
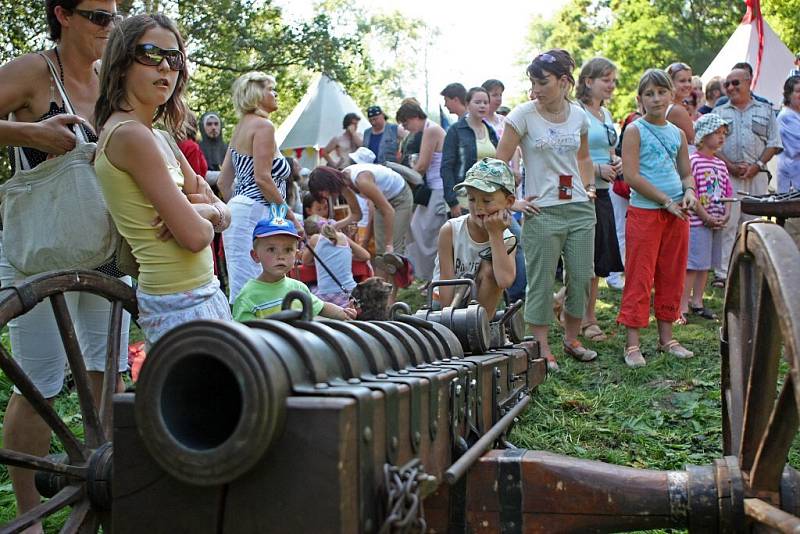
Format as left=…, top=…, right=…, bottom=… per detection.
left=218, top=71, right=297, bottom=302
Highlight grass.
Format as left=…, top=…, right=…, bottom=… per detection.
left=0, top=280, right=766, bottom=532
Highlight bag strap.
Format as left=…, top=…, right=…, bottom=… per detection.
left=638, top=120, right=678, bottom=171
left=8, top=111, right=31, bottom=172
left=302, top=236, right=351, bottom=297
left=36, top=52, right=89, bottom=145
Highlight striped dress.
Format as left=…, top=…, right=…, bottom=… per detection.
left=231, top=148, right=291, bottom=204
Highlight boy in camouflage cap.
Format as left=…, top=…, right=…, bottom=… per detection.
left=432, top=158, right=517, bottom=315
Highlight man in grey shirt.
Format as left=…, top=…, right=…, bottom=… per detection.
left=712, top=66, right=783, bottom=284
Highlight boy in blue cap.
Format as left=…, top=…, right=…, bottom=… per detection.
left=233, top=205, right=356, bottom=321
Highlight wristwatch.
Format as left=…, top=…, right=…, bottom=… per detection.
left=755, top=160, right=767, bottom=172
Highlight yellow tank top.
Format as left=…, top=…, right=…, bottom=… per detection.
left=475, top=125, right=496, bottom=160
left=94, top=120, right=213, bottom=295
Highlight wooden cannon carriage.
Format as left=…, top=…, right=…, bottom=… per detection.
left=0, top=220, right=799, bottom=532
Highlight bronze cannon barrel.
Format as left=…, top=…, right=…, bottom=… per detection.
left=134, top=320, right=291, bottom=486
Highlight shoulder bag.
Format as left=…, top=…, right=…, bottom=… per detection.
left=0, top=52, right=119, bottom=276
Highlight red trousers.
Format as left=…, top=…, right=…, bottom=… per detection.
left=617, top=206, right=689, bottom=328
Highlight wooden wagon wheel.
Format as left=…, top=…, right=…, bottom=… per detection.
left=0, top=270, right=137, bottom=534
left=722, top=221, right=800, bottom=531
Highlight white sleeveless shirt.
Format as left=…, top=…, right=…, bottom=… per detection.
left=431, top=214, right=513, bottom=281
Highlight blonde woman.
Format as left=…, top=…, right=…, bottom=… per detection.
left=665, top=62, right=696, bottom=146
left=218, top=71, right=297, bottom=302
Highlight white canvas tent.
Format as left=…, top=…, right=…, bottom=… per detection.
left=701, top=3, right=794, bottom=108
left=276, top=73, right=365, bottom=169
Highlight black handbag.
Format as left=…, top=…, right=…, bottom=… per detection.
left=413, top=182, right=433, bottom=206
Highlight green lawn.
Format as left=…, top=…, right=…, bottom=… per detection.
left=0, top=279, right=759, bottom=532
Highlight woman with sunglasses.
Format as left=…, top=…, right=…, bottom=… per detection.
left=665, top=62, right=696, bottom=147
left=0, top=1, right=127, bottom=527
left=496, top=49, right=597, bottom=371
left=574, top=57, right=624, bottom=342
left=217, top=71, right=298, bottom=303
left=95, top=14, right=231, bottom=345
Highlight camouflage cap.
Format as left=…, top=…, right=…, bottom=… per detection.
left=455, top=158, right=516, bottom=195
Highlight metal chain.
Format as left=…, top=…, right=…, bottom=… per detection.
left=378, top=459, right=438, bottom=534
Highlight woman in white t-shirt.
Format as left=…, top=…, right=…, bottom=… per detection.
left=496, top=48, right=597, bottom=372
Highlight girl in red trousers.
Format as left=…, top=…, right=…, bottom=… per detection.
left=617, top=69, right=697, bottom=368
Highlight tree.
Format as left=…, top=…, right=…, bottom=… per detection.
left=762, top=0, right=800, bottom=53
left=0, top=0, right=378, bottom=179
left=520, top=0, right=745, bottom=117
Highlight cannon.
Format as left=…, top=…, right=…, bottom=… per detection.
left=1, top=221, right=800, bottom=532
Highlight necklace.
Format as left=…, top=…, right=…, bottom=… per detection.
left=53, top=46, right=100, bottom=85
left=54, top=46, right=65, bottom=85
left=537, top=101, right=567, bottom=122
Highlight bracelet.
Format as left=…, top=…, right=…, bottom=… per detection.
left=586, top=184, right=597, bottom=192
left=683, top=186, right=695, bottom=193
left=211, top=203, right=226, bottom=233
left=755, top=160, right=767, bottom=171
left=663, top=199, right=674, bottom=209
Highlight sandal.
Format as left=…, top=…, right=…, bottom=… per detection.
left=711, top=277, right=726, bottom=289
left=674, top=313, right=689, bottom=326
left=624, top=345, right=646, bottom=368
left=544, top=354, right=559, bottom=372
left=657, top=339, right=694, bottom=359
left=563, top=338, right=597, bottom=362
left=691, top=306, right=718, bottom=320
left=381, top=252, right=404, bottom=275
left=581, top=323, right=607, bottom=341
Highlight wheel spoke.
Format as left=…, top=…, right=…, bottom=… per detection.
left=0, top=448, right=86, bottom=478
left=99, top=301, right=123, bottom=434
left=0, top=485, right=82, bottom=533
left=750, top=375, right=800, bottom=492
left=745, top=497, right=800, bottom=531
left=58, top=498, right=94, bottom=534
left=739, top=278, right=782, bottom=472
left=0, top=344, right=86, bottom=462
left=50, top=294, right=104, bottom=449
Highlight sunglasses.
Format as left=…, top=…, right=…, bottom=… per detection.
left=604, top=124, right=618, bottom=147
left=73, top=9, right=122, bottom=28
left=667, top=62, right=691, bottom=77
left=134, top=44, right=185, bottom=71
left=724, top=79, right=744, bottom=88
left=536, top=53, right=557, bottom=63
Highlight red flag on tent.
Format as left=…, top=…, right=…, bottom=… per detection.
left=741, top=0, right=765, bottom=89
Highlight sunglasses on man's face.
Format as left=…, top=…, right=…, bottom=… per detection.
left=134, top=44, right=185, bottom=71
left=724, top=79, right=744, bottom=88
left=73, top=9, right=122, bottom=28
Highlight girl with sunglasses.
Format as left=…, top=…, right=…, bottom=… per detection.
left=0, top=0, right=128, bottom=526
left=665, top=62, right=696, bottom=148
left=94, top=14, right=232, bottom=347
left=574, top=57, right=625, bottom=342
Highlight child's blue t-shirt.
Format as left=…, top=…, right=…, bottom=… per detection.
left=629, top=119, right=684, bottom=210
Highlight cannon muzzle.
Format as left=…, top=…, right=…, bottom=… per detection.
left=135, top=320, right=290, bottom=486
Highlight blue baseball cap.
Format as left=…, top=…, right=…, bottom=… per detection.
left=252, top=212, right=300, bottom=241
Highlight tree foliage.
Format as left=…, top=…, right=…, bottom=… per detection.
left=0, top=0, right=431, bottom=180
left=523, top=0, right=753, bottom=117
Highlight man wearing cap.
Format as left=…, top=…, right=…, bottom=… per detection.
left=232, top=208, right=355, bottom=321
left=432, top=158, right=516, bottom=316
left=711, top=66, right=783, bottom=286
left=362, top=105, right=404, bottom=164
